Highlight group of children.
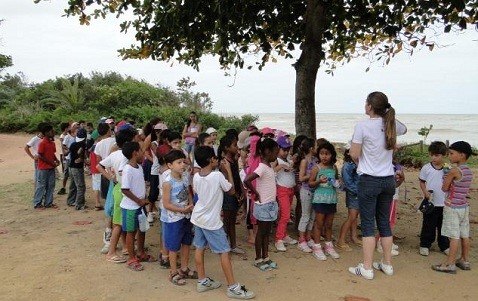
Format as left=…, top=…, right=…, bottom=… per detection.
left=27, top=117, right=474, bottom=298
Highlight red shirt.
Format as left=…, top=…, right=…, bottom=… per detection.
left=90, top=146, right=99, bottom=174
left=37, top=138, right=57, bottom=170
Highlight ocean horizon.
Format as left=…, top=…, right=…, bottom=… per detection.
left=221, top=113, right=478, bottom=147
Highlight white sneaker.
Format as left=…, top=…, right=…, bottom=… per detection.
left=373, top=261, right=394, bottom=276
left=324, top=242, right=340, bottom=259
left=227, top=283, right=255, bottom=299
left=283, top=236, right=298, bottom=245
left=419, top=247, right=429, bottom=256
left=297, top=241, right=312, bottom=253
left=307, top=239, right=316, bottom=249
left=231, top=247, right=246, bottom=255
left=313, top=245, right=327, bottom=261
left=100, top=243, right=110, bottom=254
left=392, top=243, right=399, bottom=250
left=275, top=240, right=287, bottom=252
left=197, top=277, right=222, bottom=293
left=348, top=263, right=374, bottom=280
left=147, top=212, right=154, bottom=223
left=377, top=244, right=400, bottom=256
left=103, top=230, right=112, bottom=244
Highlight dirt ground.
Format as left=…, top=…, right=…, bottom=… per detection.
left=0, top=133, right=477, bottom=301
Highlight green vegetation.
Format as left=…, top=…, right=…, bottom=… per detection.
left=0, top=72, right=257, bottom=133
left=418, top=124, right=433, bottom=144
left=395, top=143, right=478, bottom=168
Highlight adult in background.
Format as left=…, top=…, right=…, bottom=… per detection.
left=24, top=122, right=46, bottom=189
left=348, top=91, right=407, bottom=280
left=182, top=111, right=201, bottom=158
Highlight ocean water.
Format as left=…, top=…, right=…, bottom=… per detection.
left=235, top=113, right=477, bottom=147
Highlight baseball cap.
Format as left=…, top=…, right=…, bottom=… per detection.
left=277, top=136, right=292, bottom=149
left=449, top=141, right=477, bottom=158
left=205, top=127, right=217, bottom=135
left=247, top=124, right=258, bottom=132
left=237, top=130, right=252, bottom=149
left=119, top=123, right=134, bottom=131
left=154, top=123, right=168, bottom=131
left=261, top=127, right=275, bottom=136
left=105, top=118, right=114, bottom=124
left=76, top=128, right=87, bottom=142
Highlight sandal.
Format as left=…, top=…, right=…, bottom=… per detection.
left=336, top=243, right=353, bottom=251
left=106, top=255, right=127, bottom=263
left=263, top=260, right=278, bottom=269
left=253, top=261, right=271, bottom=271
left=95, top=206, right=104, bottom=211
left=178, top=267, right=198, bottom=279
left=137, top=253, right=157, bottom=262
left=126, top=259, right=144, bottom=271
left=169, top=271, right=186, bottom=286
left=431, top=264, right=456, bottom=274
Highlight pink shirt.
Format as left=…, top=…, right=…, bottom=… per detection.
left=254, top=163, right=277, bottom=203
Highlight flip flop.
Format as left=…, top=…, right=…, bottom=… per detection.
left=95, top=206, right=104, bottom=211
left=137, top=253, right=157, bottom=262
left=106, top=255, right=127, bottom=263
left=127, top=259, right=144, bottom=271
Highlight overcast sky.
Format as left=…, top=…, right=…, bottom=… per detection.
left=1, top=0, right=477, bottom=114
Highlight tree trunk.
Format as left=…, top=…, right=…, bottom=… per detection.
left=294, top=0, right=326, bottom=138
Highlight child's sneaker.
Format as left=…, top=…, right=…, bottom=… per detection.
left=231, top=247, right=246, bottom=255
left=392, top=243, right=399, bottom=250
left=147, top=212, right=154, bottom=223
left=372, top=260, right=394, bottom=276
left=275, top=240, right=287, bottom=252
left=455, top=259, right=471, bottom=271
left=348, top=263, right=374, bottom=280
left=227, top=283, right=255, bottom=299
left=100, top=243, right=110, bottom=254
left=297, top=241, right=312, bottom=253
left=307, top=239, right=316, bottom=249
left=377, top=244, right=399, bottom=256
left=197, top=277, right=222, bottom=293
left=283, top=236, right=298, bottom=245
left=324, top=242, right=340, bottom=259
left=313, top=245, right=327, bottom=261
left=419, top=247, right=429, bottom=256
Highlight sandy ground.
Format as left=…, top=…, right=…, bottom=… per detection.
left=0, top=133, right=477, bottom=301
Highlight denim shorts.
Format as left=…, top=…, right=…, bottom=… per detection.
left=193, top=226, right=231, bottom=254
left=163, top=218, right=193, bottom=252
left=253, top=201, right=279, bottom=222
left=345, top=192, right=359, bottom=210
left=358, top=174, right=395, bottom=237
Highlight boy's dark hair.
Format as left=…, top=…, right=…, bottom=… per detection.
left=97, top=123, right=110, bottom=136
left=428, top=141, right=447, bottom=156
left=195, top=132, right=211, bottom=147
left=122, top=141, right=140, bottom=159
left=256, top=137, right=278, bottom=157
left=37, top=122, right=48, bottom=133
left=116, top=128, right=137, bottom=148
left=60, top=122, right=70, bottom=132
left=167, top=131, right=182, bottom=143
left=225, top=128, right=239, bottom=140
left=317, top=141, right=337, bottom=165
left=160, top=129, right=171, bottom=142
left=195, top=146, right=216, bottom=168
left=78, top=120, right=86, bottom=124
left=41, top=124, right=53, bottom=135
left=343, top=149, right=353, bottom=163
left=164, top=149, right=186, bottom=164
left=86, top=122, right=93, bottom=128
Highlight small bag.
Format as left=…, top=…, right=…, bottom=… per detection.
left=138, top=209, right=150, bottom=232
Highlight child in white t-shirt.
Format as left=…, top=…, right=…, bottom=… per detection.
left=192, top=146, right=255, bottom=299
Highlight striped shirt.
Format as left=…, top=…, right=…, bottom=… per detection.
left=447, top=164, right=473, bottom=208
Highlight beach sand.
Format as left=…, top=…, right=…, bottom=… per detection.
left=0, top=133, right=477, bottom=301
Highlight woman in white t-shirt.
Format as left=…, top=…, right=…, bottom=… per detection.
left=348, top=91, right=407, bottom=280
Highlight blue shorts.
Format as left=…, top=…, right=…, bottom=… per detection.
left=121, top=208, right=141, bottom=232
left=163, top=218, right=193, bottom=252
left=104, top=181, right=115, bottom=218
left=253, top=201, right=278, bottom=222
left=193, top=226, right=231, bottom=254
left=345, top=193, right=359, bottom=210
left=312, top=203, right=337, bottom=214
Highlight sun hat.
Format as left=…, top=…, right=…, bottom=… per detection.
left=205, top=127, right=217, bottom=135
left=154, top=123, right=168, bottom=131
left=76, top=128, right=87, bottom=142
left=277, top=136, right=292, bottom=149
left=237, top=130, right=252, bottom=149
left=449, top=141, right=477, bottom=158
left=261, top=127, right=275, bottom=136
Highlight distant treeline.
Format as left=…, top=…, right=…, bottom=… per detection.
left=0, top=72, right=256, bottom=134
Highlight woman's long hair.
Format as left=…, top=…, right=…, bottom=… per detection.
left=367, top=91, right=396, bottom=150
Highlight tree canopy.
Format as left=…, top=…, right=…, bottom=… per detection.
left=53, top=0, right=477, bottom=136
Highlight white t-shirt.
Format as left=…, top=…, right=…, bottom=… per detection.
left=62, top=134, right=75, bottom=160
left=150, top=141, right=159, bottom=176
left=191, top=171, right=232, bottom=230
left=352, top=118, right=407, bottom=177
left=26, top=135, right=42, bottom=156
left=419, top=162, right=446, bottom=207
left=99, top=150, right=128, bottom=184
left=275, top=157, right=296, bottom=188
left=254, top=163, right=277, bottom=203
left=94, top=137, right=116, bottom=160
left=120, top=163, right=145, bottom=210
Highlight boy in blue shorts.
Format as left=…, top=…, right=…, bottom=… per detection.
left=192, top=146, right=255, bottom=299
left=120, top=141, right=154, bottom=271
left=162, top=149, right=196, bottom=285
